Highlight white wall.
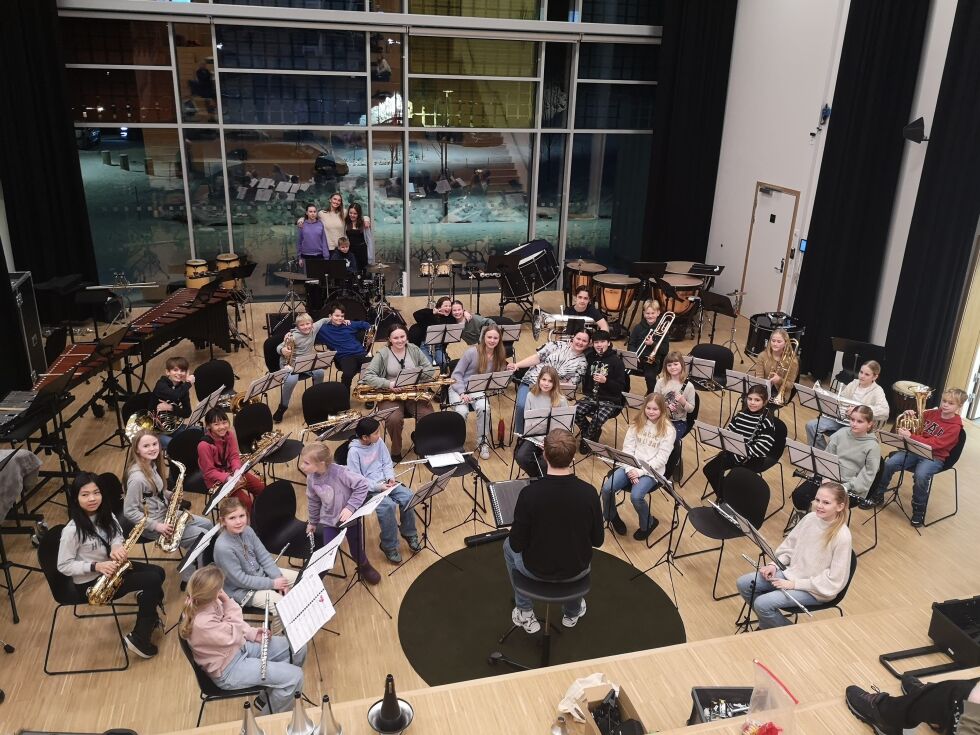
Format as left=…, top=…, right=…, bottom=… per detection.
left=705, top=0, right=849, bottom=303
left=870, top=0, right=958, bottom=343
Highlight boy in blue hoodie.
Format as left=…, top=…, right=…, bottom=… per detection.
left=345, top=417, right=422, bottom=564
left=316, top=301, right=371, bottom=390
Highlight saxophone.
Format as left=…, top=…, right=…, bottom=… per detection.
left=87, top=504, right=149, bottom=606
left=157, top=460, right=190, bottom=553
left=205, top=432, right=282, bottom=505
left=352, top=376, right=455, bottom=403
left=304, top=410, right=362, bottom=437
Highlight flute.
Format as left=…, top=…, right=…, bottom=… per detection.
left=260, top=597, right=271, bottom=681
left=273, top=543, right=290, bottom=564
left=740, top=554, right=812, bottom=616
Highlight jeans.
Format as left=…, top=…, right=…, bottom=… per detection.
left=215, top=637, right=307, bottom=714
left=805, top=415, right=844, bottom=448
left=514, top=383, right=531, bottom=435
left=417, top=343, right=445, bottom=368
left=450, top=389, right=489, bottom=443
left=279, top=369, right=325, bottom=409
left=736, top=570, right=820, bottom=629
left=875, top=450, right=944, bottom=510
left=671, top=419, right=689, bottom=440
left=373, top=484, right=418, bottom=551
left=600, top=468, right=659, bottom=531
left=502, top=538, right=588, bottom=618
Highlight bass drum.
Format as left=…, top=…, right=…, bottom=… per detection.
left=499, top=240, right=559, bottom=298
left=745, top=312, right=806, bottom=357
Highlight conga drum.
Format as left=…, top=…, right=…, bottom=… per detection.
left=593, top=274, right=640, bottom=326
left=215, top=252, right=241, bottom=289
left=184, top=259, right=209, bottom=289
left=655, top=274, right=702, bottom=316
left=563, top=259, right=607, bottom=308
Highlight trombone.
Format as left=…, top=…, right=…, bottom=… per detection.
left=635, top=311, right=675, bottom=364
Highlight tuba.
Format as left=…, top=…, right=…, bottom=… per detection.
left=896, top=384, right=932, bottom=434
left=157, top=460, right=190, bottom=553
left=87, top=504, right=149, bottom=606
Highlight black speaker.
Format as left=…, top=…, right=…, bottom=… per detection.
left=903, top=117, right=929, bottom=143
left=10, top=271, right=46, bottom=387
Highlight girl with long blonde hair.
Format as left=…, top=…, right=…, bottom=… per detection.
left=450, top=325, right=508, bottom=458
left=515, top=366, right=568, bottom=477
left=600, top=393, right=676, bottom=540
left=749, top=327, right=799, bottom=404
left=654, top=351, right=695, bottom=438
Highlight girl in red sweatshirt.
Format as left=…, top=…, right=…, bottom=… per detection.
left=197, top=408, right=265, bottom=515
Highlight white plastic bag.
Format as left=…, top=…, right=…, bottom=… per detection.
left=742, top=659, right=798, bottom=735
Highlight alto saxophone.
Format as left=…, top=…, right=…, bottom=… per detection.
left=87, top=503, right=149, bottom=606
left=157, top=459, right=190, bottom=553
left=205, top=431, right=282, bottom=505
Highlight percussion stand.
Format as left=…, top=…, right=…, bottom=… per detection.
left=83, top=357, right=131, bottom=456
left=720, top=291, right=746, bottom=365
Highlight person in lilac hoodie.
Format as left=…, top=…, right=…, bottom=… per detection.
left=300, top=442, right=380, bottom=584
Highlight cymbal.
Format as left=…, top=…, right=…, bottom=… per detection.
left=273, top=271, right=311, bottom=282
left=367, top=263, right=391, bottom=273
left=441, top=258, right=464, bottom=266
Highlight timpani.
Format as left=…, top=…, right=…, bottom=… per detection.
left=655, top=273, right=702, bottom=316
left=593, top=274, right=641, bottom=326
left=563, top=259, right=607, bottom=307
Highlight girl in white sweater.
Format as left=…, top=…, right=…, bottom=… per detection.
left=654, top=351, right=696, bottom=438
left=600, top=393, right=676, bottom=540
left=737, top=481, right=853, bottom=629
left=806, top=360, right=889, bottom=448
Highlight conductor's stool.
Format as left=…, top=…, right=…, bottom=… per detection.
left=489, top=570, right=591, bottom=670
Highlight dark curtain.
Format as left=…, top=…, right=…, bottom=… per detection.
left=0, top=0, right=97, bottom=284
left=0, top=255, right=34, bottom=392
left=793, top=0, right=930, bottom=380
left=884, top=0, right=980, bottom=394
left=642, top=0, right=738, bottom=262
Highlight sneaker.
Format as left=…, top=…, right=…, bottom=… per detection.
left=562, top=600, right=587, bottom=628
left=479, top=444, right=491, bottom=460
left=845, top=685, right=900, bottom=735
left=911, top=509, right=926, bottom=527
left=272, top=406, right=286, bottom=423
left=900, top=673, right=924, bottom=697
left=253, top=696, right=269, bottom=715
left=860, top=494, right=884, bottom=510
left=125, top=633, right=158, bottom=659
left=391, top=452, right=403, bottom=463
left=403, top=534, right=423, bottom=553
left=633, top=518, right=660, bottom=541
left=359, top=563, right=381, bottom=585
left=511, top=607, right=540, bottom=634
left=610, top=515, right=627, bottom=536
left=380, top=544, right=402, bottom=564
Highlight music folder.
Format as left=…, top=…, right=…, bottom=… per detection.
left=488, top=479, right=529, bottom=527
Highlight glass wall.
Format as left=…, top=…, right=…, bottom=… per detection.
left=63, top=10, right=658, bottom=298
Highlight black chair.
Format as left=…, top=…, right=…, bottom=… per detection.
left=193, top=359, right=236, bottom=402
left=38, top=525, right=131, bottom=675
left=234, top=403, right=304, bottom=484
left=689, top=343, right=733, bottom=426
left=760, top=417, right=788, bottom=520
left=121, top=393, right=157, bottom=425
left=301, top=382, right=353, bottom=441
left=332, top=438, right=353, bottom=467
left=178, top=630, right=264, bottom=726
left=679, top=392, right=701, bottom=485
left=164, top=427, right=209, bottom=495
left=252, top=480, right=318, bottom=566
left=262, top=336, right=282, bottom=374
left=413, top=412, right=481, bottom=529
left=493, top=571, right=591, bottom=669
left=675, top=468, right=770, bottom=601
left=923, top=431, right=966, bottom=527
left=778, top=551, right=857, bottom=623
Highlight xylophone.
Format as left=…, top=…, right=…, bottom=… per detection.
left=32, top=341, right=136, bottom=393
left=127, top=286, right=233, bottom=362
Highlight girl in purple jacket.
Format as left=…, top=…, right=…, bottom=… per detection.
left=300, top=442, right=380, bottom=585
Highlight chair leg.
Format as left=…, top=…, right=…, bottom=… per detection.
left=924, top=469, right=958, bottom=527
left=765, top=466, right=787, bottom=521
left=197, top=698, right=207, bottom=728
left=45, top=602, right=130, bottom=676
left=710, top=540, right=739, bottom=601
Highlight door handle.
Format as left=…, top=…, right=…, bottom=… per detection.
left=774, top=258, right=784, bottom=274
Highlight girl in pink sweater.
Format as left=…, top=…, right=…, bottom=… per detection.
left=179, top=566, right=306, bottom=714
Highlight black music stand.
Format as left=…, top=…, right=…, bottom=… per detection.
left=456, top=371, right=513, bottom=458
left=688, top=421, right=748, bottom=506
left=700, top=290, right=744, bottom=363
left=83, top=327, right=136, bottom=456
left=830, top=337, right=886, bottom=387
left=629, top=461, right=685, bottom=608
left=389, top=470, right=457, bottom=577
left=794, top=384, right=844, bottom=446
left=877, top=430, right=933, bottom=530
left=723, top=370, right=771, bottom=426
left=584, top=439, right=644, bottom=566
left=424, top=323, right=464, bottom=375
left=518, top=407, right=575, bottom=476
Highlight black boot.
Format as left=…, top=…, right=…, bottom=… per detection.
left=126, top=616, right=159, bottom=659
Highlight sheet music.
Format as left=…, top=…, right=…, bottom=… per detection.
left=305, top=528, right=346, bottom=578
left=178, top=524, right=222, bottom=574
left=186, top=384, right=226, bottom=427
left=276, top=574, right=335, bottom=652
left=205, top=465, right=249, bottom=514
left=428, top=451, right=465, bottom=468
left=340, top=487, right=393, bottom=527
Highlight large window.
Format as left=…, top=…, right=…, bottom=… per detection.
left=60, top=18, right=170, bottom=65
left=409, top=79, right=535, bottom=128
left=408, top=0, right=538, bottom=20
left=67, top=69, right=177, bottom=124
left=78, top=128, right=190, bottom=286
left=409, top=37, right=537, bottom=77
left=220, top=73, right=366, bottom=126
left=175, top=23, right=217, bottom=124
left=217, top=26, right=365, bottom=72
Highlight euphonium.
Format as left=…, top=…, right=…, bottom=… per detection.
left=635, top=311, right=675, bottom=364
left=87, top=504, right=149, bottom=606
left=125, top=411, right=156, bottom=442
left=157, top=459, right=190, bottom=553
left=353, top=376, right=455, bottom=403
left=896, top=384, right=932, bottom=434
left=227, top=390, right=262, bottom=414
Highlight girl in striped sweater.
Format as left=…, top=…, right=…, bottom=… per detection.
left=703, top=384, right=777, bottom=501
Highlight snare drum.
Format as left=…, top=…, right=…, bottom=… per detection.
left=215, top=252, right=241, bottom=289
left=563, top=259, right=607, bottom=307
left=185, top=259, right=209, bottom=289
left=655, top=274, right=702, bottom=316
left=419, top=260, right=436, bottom=278
left=593, top=274, right=641, bottom=319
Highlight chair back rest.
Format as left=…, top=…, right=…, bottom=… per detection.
left=302, top=382, right=350, bottom=424
left=414, top=412, right=467, bottom=456
left=686, top=392, right=700, bottom=429
left=689, top=344, right=734, bottom=382
left=121, top=393, right=157, bottom=423
left=251, top=480, right=297, bottom=542
left=332, top=438, right=352, bottom=466
left=37, top=525, right=83, bottom=605
left=234, top=403, right=274, bottom=451
left=98, top=472, right=126, bottom=517
left=166, top=427, right=206, bottom=474
left=944, top=429, right=967, bottom=469
left=177, top=629, right=224, bottom=694
left=825, top=551, right=858, bottom=606
left=262, top=336, right=282, bottom=374
left=664, top=440, right=682, bottom=479
left=194, top=359, right=235, bottom=401
left=725, top=468, right=771, bottom=528
left=768, top=416, right=788, bottom=460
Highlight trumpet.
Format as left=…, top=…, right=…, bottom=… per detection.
left=353, top=376, right=455, bottom=403
left=635, top=311, right=675, bottom=364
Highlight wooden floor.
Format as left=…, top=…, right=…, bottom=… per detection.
left=1, top=291, right=978, bottom=734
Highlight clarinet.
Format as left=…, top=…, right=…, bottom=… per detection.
left=664, top=377, right=691, bottom=417
left=260, top=596, right=270, bottom=681
left=743, top=403, right=770, bottom=460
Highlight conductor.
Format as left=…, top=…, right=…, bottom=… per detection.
left=503, top=429, right=604, bottom=634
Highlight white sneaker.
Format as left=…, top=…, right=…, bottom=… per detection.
left=562, top=600, right=587, bottom=628
left=479, top=444, right=491, bottom=460
left=511, top=607, right=541, bottom=634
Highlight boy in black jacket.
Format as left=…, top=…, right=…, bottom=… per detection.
left=574, top=330, right=627, bottom=452
left=153, top=356, right=194, bottom=448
